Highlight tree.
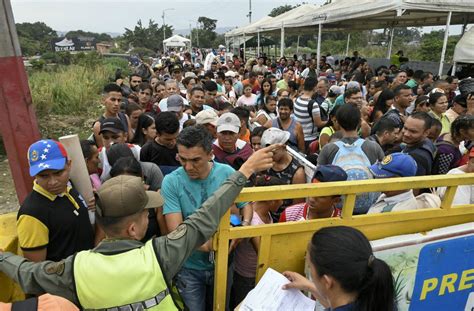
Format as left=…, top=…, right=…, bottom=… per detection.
left=195, top=16, right=218, bottom=48
left=16, top=22, right=58, bottom=56
left=121, top=19, right=173, bottom=52
left=417, top=30, right=459, bottom=62
left=268, top=5, right=295, bottom=17
left=198, top=17, right=217, bottom=32
left=65, top=30, right=112, bottom=42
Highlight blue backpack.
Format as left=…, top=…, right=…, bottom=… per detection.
left=332, top=138, right=379, bottom=214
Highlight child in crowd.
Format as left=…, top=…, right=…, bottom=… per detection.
left=279, top=165, right=347, bottom=222
left=80, top=140, right=101, bottom=191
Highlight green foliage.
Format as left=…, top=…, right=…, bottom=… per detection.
left=193, top=16, right=218, bottom=48
left=29, top=63, right=111, bottom=116
left=198, top=17, right=217, bottom=32
left=129, top=47, right=155, bottom=58
left=65, top=30, right=112, bottom=42
left=122, top=19, right=173, bottom=52
left=30, top=59, right=46, bottom=71
left=269, top=5, right=295, bottom=17
left=416, top=30, right=459, bottom=62
left=72, top=51, right=103, bottom=68
left=16, top=22, right=58, bottom=56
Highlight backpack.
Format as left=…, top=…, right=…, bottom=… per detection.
left=307, top=99, right=328, bottom=133
left=332, top=138, right=379, bottom=214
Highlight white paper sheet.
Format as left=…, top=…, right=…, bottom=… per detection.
left=240, top=268, right=316, bottom=311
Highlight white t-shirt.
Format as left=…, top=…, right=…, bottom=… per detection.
left=236, top=94, right=257, bottom=107
left=437, top=168, right=474, bottom=205
left=178, top=113, right=195, bottom=131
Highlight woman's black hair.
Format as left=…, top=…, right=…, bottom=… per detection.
left=131, top=113, right=155, bottom=147
left=414, top=95, right=429, bottom=112
left=451, top=115, right=474, bottom=141
left=428, top=92, right=447, bottom=107
left=250, top=126, right=266, bottom=140
left=257, top=78, right=274, bottom=106
left=106, top=143, right=135, bottom=167
left=325, top=105, right=341, bottom=128
left=370, top=89, right=395, bottom=123
left=309, top=226, right=395, bottom=311
left=80, top=140, right=96, bottom=159
left=110, top=156, right=142, bottom=178
left=260, top=95, right=277, bottom=114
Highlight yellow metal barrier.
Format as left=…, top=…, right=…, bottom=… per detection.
left=213, top=174, right=474, bottom=310
left=0, top=212, right=25, bottom=302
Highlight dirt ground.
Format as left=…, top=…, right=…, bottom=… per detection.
left=0, top=155, right=20, bottom=215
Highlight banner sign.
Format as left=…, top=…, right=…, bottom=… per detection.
left=373, top=225, right=474, bottom=311
left=51, top=37, right=96, bottom=52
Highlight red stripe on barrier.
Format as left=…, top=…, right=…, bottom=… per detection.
left=0, top=55, right=41, bottom=203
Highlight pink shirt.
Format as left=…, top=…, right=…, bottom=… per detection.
left=234, top=210, right=271, bottom=278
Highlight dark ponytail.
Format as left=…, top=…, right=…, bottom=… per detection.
left=309, top=226, right=395, bottom=311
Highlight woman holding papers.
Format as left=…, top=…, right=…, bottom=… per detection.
left=283, top=226, right=395, bottom=311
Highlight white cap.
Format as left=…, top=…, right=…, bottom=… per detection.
left=196, top=109, right=218, bottom=126
left=216, top=112, right=240, bottom=133
left=225, top=71, right=236, bottom=78
left=261, top=128, right=290, bottom=146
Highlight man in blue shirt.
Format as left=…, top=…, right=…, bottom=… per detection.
left=162, top=126, right=252, bottom=311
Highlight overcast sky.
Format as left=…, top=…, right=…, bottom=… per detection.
left=11, top=0, right=464, bottom=35
left=11, top=0, right=323, bottom=33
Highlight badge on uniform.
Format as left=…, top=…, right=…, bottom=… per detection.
left=167, top=224, right=187, bottom=240
left=44, top=261, right=65, bottom=276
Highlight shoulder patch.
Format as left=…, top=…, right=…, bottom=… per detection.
left=44, top=260, right=65, bottom=276
left=167, top=224, right=187, bottom=240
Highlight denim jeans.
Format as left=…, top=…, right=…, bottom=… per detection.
left=176, top=267, right=214, bottom=311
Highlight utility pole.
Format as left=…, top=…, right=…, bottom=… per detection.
left=162, top=8, right=174, bottom=52
left=189, top=23, right=193, bottom=48
left=248, top=0, right=252, bottom=24
left=196, top=21, right=200, bottom=47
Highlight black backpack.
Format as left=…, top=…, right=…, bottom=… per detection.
left=307, top=99, right=328, bottom=132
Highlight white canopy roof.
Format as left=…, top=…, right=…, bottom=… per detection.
left=276, top=0, right=474, bottom=32
left=163, top=35, right=190, bottom=47
left=225, top=16, right=273, bottom=37
left=454, top=27, right=474, bottom=64
left=257, top=3, right=320, bottom=31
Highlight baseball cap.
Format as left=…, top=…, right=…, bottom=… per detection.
left=329, top=85, right=343, bottom=96
left=225, top=71, right=236, bottom=78
left=100, top=118, right=125, bottom=134
left=260, top=128, right=290, bottom=147
left=28, top=139, right=68, bottom=177
left=167, top=94, right=184, bottom=112
left=346, top=81, right=360, bottom=91
left=184, top=72, right=197, bottom=79
left=369, top=153, right=417, bottom=178
left=312, top=165, right=348, bottom=183
left=196, top=109, right=218, bottom=126
left=171, top=64, right=183, bottom=73
left=217, top=112, right=241, bottom=133
left=96, top=175, right=164, bottom=218
left=194, top=63, right=201, bottom=69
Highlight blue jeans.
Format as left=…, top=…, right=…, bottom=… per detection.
left=176, top=267, right=214, bottom=311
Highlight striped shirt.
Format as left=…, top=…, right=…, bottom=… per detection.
left=294, top=96, right=320, bottom=142
left=279, top=203, right=341, bottom=222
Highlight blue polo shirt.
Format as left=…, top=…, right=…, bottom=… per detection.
left=162, top=161, right=240, bottom=270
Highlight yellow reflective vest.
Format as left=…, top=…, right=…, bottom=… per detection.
left=73, top=240, right=178, bottom=310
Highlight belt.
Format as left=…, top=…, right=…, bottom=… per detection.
left=104, top=288, right=170, bottom=311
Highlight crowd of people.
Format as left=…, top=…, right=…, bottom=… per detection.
left=1, top=48, right=474, bottom=311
